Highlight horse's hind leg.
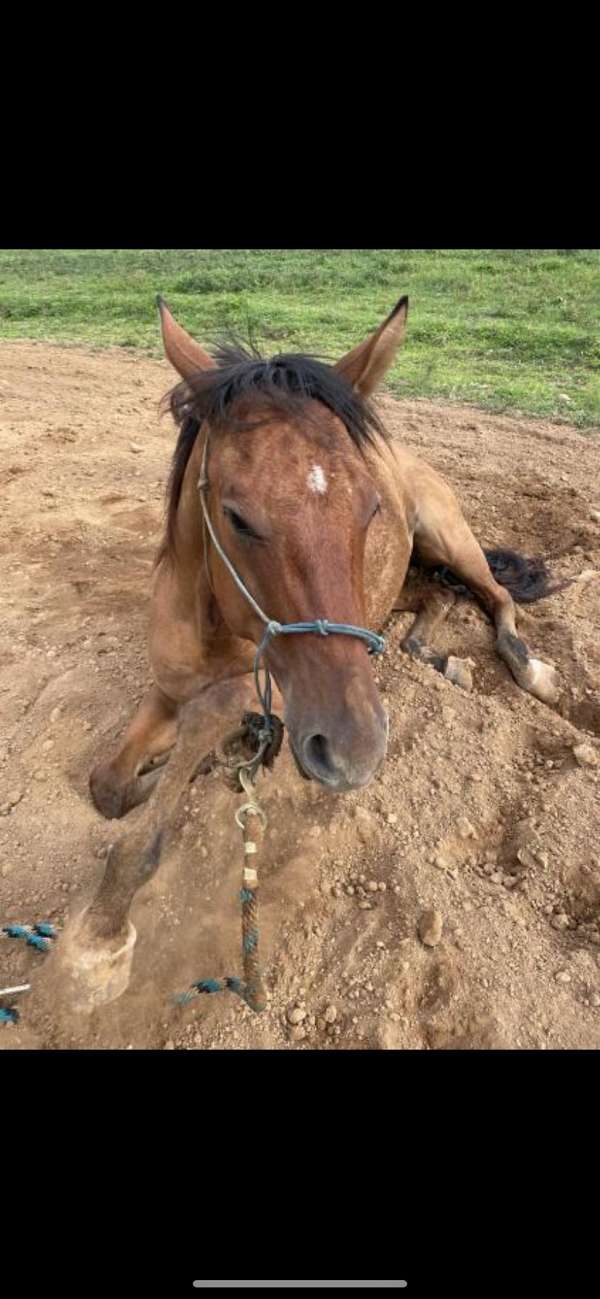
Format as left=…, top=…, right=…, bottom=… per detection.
left=394, top=583, right=474, bottom=691
left=89, top=685, right=179, bottom=820
left=414, top=505, right=560, bottom=704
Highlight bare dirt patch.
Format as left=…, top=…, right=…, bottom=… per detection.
left=1, top=341, right=599, bottom=1050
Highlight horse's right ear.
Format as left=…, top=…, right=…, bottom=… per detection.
left=156, top=296, right=216, bottom=381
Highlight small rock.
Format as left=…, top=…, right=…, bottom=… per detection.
left=552, top=913, right=571, bottom=931
left=287, top=1006, right=306, bottom=1025
left=378, top=882, right=386, bottom=892
left=42, top=739, right=54, bottom=753
left=555, top=970, right=571, bottom=984
left=456, top=816, right=476, bottom=840
left=50, top=706, right=62, bottom=723
left=354, top=809, right=377, bottom=844
left=434, top=854, right=450, bottom=871
left=358, top=900, right=372, bottom=910
left=163, top=1040, right=175, bottom=1050
left=589, top=508, right=600, bottom=523
left=129, top=441, right=144, bottom=453
left=573, top=743, right=598, bottom=768
left=490, top=872, right=504, bottom=885
left=345, top=885, right=355, bottom=896
left=324, top=1005, right=337, bottom=1024
left=591, top=993, right=600, bottom=1007
left=418, top=908, right=443, bottom=947
left=8, top=790, right=23, bottom=807
left=386, top=813, right=398, bottom=826
left=367, top=880, right=379, bottom=893
left=316, top=1016, right=327, bottom=1032
left=289, top=1025, right=306, bottom=1042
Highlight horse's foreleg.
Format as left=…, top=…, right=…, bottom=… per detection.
left=55, top=679, right=263, bottom=1011
left=89, top=685, right=179, bottom=820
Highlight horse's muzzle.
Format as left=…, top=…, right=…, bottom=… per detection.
left=289, top=713, right=389, bottom=792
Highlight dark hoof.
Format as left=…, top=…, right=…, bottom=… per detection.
left=89, top=763, right=139, bottom=820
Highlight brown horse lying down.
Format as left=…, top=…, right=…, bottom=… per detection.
left=91, top=292, right=561, bottom=817
left=65, top=294, right=563, bottom=1006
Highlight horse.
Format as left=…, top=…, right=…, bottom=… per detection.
left=60, top=292, right=564, bottom=1008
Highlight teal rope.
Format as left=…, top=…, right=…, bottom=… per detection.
left=0, top=1007, right=19, bottom=1024
left=2, top=922, right=57, bottom=953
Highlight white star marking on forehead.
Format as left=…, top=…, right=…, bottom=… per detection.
left=307, top=464, right=327, bottom=495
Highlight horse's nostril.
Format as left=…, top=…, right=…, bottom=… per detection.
left=304, top=733, right=336, bottom=779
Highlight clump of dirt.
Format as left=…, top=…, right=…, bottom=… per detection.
left=1, top=342, right=599, bottom=1050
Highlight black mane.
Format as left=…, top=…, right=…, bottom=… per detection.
left=160, top=339, right=386, bottom=559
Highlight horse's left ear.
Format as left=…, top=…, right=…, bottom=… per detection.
left=334, top=296, right=408, bottom=396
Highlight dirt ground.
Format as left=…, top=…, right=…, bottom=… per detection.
left=1, top=340, right=599, bottom=1051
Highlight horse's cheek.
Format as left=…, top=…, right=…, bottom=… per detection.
left=363, top=512, right=411, bottom=626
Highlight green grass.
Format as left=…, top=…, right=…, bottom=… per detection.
left=0, top=249, right=598, bottom=429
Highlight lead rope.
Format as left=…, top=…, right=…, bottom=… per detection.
left=177, top=761, right=269, bottom=1014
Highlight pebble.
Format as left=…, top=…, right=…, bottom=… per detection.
left=316, top=1016, right=327, bottom=1032
left=590, top=508, right=600, bottom=523
left=573, top=743, right=598, bottom=768
left=8, top=790, right=23, bottom=807
left=551, top=913, right=571, bottom=931
left=456, top=816, right=477, bottom=840
left=386, top=813, right=398, bottom=825
left=591, top=993, right=600, bottom=1007
left=129, top=441, right=144, bottom=453
left=378, top=882, right=386, bottom=893
left=418, top=908, right=443, bottom=947
left=42, top=739, right=54, bottom=753
left=289, top=1025, right=306, bottom=1042
left=358, top=901, right=372, bottom=910
left=555, top=970, right=571, bottom=983
left=434, top=854, right=450, bottom=871
left=345, top=885, right=355, bottom=896
left=324, top=1005, right=337, bottom=1023
left=490, top=872, right=504, bottom=885
left=287, top=1006, right=306, bottom=1025
left=367, top=880, right=379, bottom=893
left=50, top=706, right=62, bottom=723
left=163, top=1040, right=175, bottom=1050
left=354, top=809, right=377, bottom=844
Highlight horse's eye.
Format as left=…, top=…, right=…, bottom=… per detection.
left=223, top=506, right=260, bottom=539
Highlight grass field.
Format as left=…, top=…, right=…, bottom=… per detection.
left=0, top=249, right=598, bottom=429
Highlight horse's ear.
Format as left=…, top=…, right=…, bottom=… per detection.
left=333, top=296, right=408, bottom=396
left=156, top=296, right=216, bottom=381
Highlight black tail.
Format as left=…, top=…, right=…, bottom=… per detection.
left=431, top=548, right=570, bottom=605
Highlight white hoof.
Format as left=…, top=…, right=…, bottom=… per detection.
left=523, top=658, right=561, bottom=705
left=444, top=656, right=474, bottom=692
left=57, top=909, right=137, bottom=1013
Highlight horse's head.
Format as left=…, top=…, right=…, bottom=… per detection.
left=158, top=294, right=408, bottom=792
